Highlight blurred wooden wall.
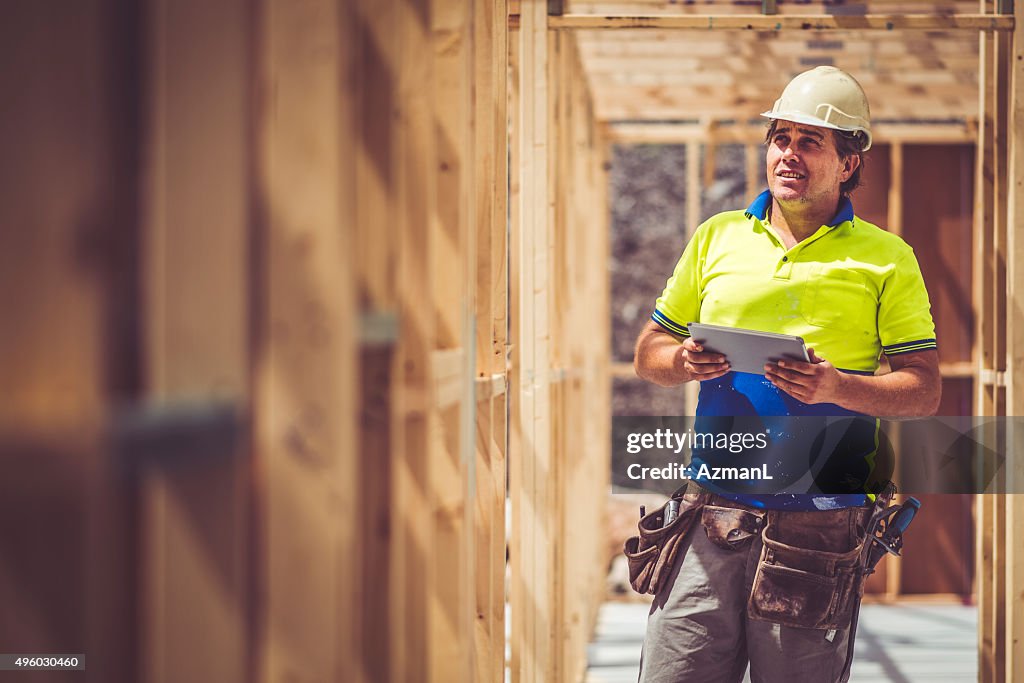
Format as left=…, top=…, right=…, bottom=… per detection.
left=0, top=1, right=613, bottom=682
left=0, top=2, right=141, bottom=682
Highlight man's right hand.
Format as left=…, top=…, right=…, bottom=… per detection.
left=677, top=338, right=730, bottom=382
left=634, top=321, right=731, bottom=387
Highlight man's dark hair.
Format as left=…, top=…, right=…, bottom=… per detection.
left=764, top=120, right=865, bottom=197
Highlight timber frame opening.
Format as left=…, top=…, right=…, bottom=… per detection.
left=509, top=1, right=1023, bottom=681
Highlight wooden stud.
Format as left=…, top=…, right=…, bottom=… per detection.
left=880, top=125, right=903, bottom=597
left=745, top=143, right=763, bottom=202
left=1004, top=0, right=1024, bottom=677
left=350, top=0, right=401, bottom=681
left=703, top=122, right=718, bottom=190
left=550, top=29, right=569, bottom=682
left=975, top=0, right=1011, bottom=677
left=140, top=1, right=252, bottom=681
left=884, top=493, right=904, bottom=599
left=255, top=2, right=352, bottom=683
left=995, top=30, right=1010, bottom=418
left=990, top=22, right=1010, bottom=680
left=390, top=0, right=435, bottom=678
left=974, top=9, right=993, bottom=679
left=887, top=141, right=904, bottom=236
left=978, top=491, right=996, bottom=682
left=428, top=0, right=475, bottom=680
left=977, top=14, right=998, bottom=418
left=512, top=2, right=552, bottom=680
left=507, top=20, right=524, bottom=683
left=684, top=141, right=701, bottom=415
left=994, top=491, right=1007, bottom=683
left=346, top=0, right=376, bottom=677
left=472, top=3, right=508, bottom=683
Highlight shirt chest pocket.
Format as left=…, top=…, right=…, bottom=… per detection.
left=801, top=265, right=875, bottom=332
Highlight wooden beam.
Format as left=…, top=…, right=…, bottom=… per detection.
left=428, top=0, right=476, bottom=678
left=509, top=13, right=1015, bottom=31
left=938, top=360, right=977, bottom=378
left=976, top=19, right=998, bottom=418
left=589, top=70, right=979, bottom=88
left=572, top=0, right=978, bottom=8
left=745, top=143, right=763, bottom=202
left=885, top=492, right=904, bottom=599
left=507, top=18, right=524, bottom=683
left=256, top=2, right=351, bottom=682
left=686, top=141, right=701, bottom=237
left=390, top=0, right=435, bottom=678
left=575, top=30, right=979, bottom=51
left=978, top=492, right=996, bottom=682
left=1004, top=0, right=1024, bottom=678
left=472, top=2, right=508, bottom=683
left=580, top=57, right=980, bottom=77
left=975, top=0, right=1009, bottom=677
left=605, top=121, right=976, bottom=145
left=351, top=2, right=399, bottom=680
left=592, top=90, right=977, bottom=123
left=552, top=36, right=570, bottom=682
left=703, top=121, right=718, bottom=189
left=684, top=141, right=701, bottom=415
left=887, top=141, right=903, bottom=236
left=512, top=2, right=553, bottom=681
left=140, top=2, right=256, bottom=683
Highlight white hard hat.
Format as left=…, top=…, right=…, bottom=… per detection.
left=762, top=66, right=872, bottom=151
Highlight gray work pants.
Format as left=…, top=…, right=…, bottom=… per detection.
left=637, top=508, right=855, bottom=683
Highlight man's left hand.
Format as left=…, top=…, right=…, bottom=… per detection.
left=764, top=348, right=845, bottom=405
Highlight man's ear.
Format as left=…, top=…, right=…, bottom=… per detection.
left=841, top=153, right=861, bottom=181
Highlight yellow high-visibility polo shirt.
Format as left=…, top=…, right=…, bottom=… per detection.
left=647, top=191, right=936, bottom=510
left=652, top=190, right=937, bottom=372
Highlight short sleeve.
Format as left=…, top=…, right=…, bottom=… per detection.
left=652, top=225, right=705, bottom=338
left=877, top=249, right=937, bottom=355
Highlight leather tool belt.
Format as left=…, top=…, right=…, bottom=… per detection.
left=624, top=480, right=896, bottom=632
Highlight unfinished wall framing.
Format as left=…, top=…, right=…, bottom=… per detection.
left=510, top=6, right=612, bottom=683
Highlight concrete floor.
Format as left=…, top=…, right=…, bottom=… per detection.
left=586, top=601, right=977, bottom=683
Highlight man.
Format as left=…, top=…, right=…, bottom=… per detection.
left=632, top=66, right=940, bottom=682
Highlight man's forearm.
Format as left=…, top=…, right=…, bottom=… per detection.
left=635, top=334, right=692, bottom=386
left=834, top=368, right=940, bottom=417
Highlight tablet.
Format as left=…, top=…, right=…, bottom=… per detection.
left=687, top=322, right=809, bottom=375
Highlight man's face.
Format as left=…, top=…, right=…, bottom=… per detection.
left=766, top=121, right=858, bottom=208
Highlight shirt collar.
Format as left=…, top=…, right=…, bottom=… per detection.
left=743, top=190, right=854, bottom=228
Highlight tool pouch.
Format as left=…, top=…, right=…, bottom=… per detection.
left=623, top=486, right=705, bottom=595
left=701, top=505, right=765, bottom=551
left=747, top=507, right=873, bottom=630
